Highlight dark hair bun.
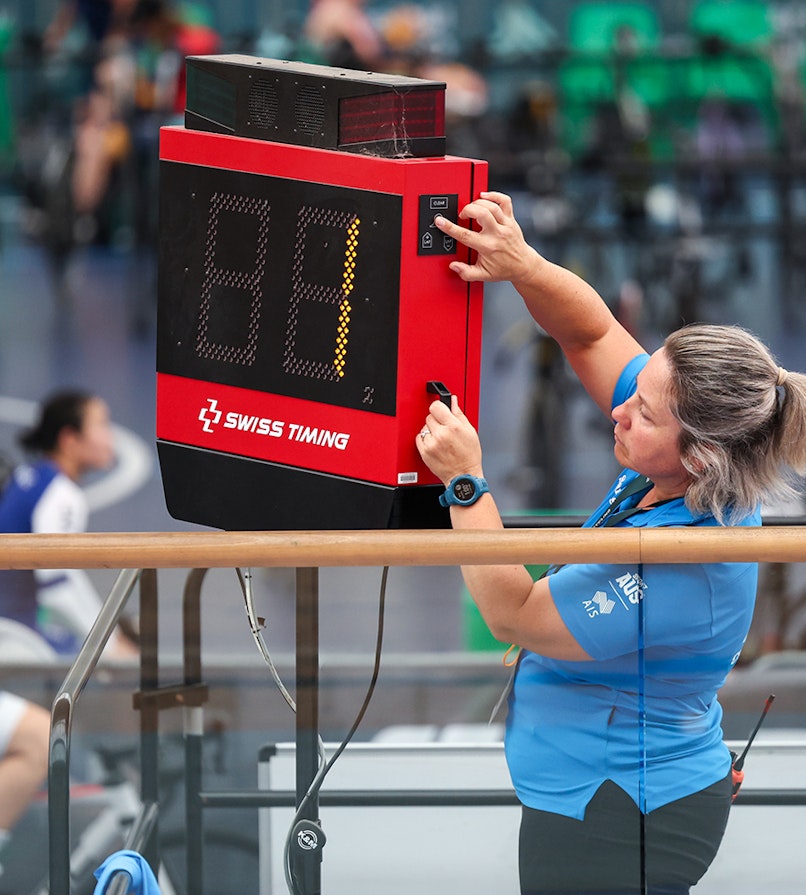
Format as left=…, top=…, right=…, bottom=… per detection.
left=19, top=390, right=94, bottom=454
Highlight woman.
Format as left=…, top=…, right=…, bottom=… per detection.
left=417, top=193, right=806, bottom=894
left=0, top=390, right=137, bottom=659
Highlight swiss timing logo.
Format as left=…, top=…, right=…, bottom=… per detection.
left=195, top=398, right=350, bottom=450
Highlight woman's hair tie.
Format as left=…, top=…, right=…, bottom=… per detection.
left=776, top=366, right=789, bottom=388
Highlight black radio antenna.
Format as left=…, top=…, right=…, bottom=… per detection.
left=734, top=693, right=776, bottom=773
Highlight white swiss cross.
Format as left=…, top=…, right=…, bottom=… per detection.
left=199, top=398, right=222, bottom=433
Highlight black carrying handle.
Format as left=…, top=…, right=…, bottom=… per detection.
left=427, top=380, right=452, bottom=407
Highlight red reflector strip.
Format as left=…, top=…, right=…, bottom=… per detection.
left=339, top=90, right=445, bottom=145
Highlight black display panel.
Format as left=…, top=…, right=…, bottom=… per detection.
left=157, top=161, right=402, bottom=415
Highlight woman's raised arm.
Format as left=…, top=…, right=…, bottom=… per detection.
left=436, top=191, right=646, bottom=415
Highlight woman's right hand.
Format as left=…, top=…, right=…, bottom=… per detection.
left=438, top=191, right=647, bottom=420
left=434, top=191, right=541, bottom=286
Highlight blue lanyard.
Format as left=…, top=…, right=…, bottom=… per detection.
left=591, top=475, right=654, bottom=528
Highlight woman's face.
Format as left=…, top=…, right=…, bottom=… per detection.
left=611, top=349, right=690, bottom=493
left=73, top=398, right=116, bottom=473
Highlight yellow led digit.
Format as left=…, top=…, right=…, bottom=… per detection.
left=335, top=217, right=360, bottom=378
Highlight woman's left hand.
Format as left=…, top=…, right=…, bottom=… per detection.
left=416, top=396, right=484, bottom=485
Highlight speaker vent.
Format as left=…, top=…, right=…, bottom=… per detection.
left=295, top=86, right=325, bottom=134
left=248, top=79, right=279, bottom=129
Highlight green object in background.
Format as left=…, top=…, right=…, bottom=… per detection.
left=558, top=2, right=670, bottom=161
left=687, top=0, right=773, bottom=102
left=560, top=0, right=663, bottom=102
left=560, top=0, right=664, bottom=106
left=684, top=52, right=774, bottom=105
left=178, top=1, right=217, bottom=27
left=0, top=16, right=15, bottom=167
left=568, top=1, right=660, bottom=53
left=684, top=0, right=776, bottom=134
left=463, top=586, right=506, bottom=652
left=689, top=0, right=773, bottom=49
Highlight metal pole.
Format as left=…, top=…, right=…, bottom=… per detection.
left=197, top=787, right=806, bottom=808
left=183, top=569, right=208, bottom=895
left=138, top=568, right=160, bottom=869
left=48, top=568, right=141, bottom=895
left=295, top=567, right=321, bottom=895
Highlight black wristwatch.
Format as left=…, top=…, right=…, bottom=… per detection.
left=439, top=474, right=490, bottom=507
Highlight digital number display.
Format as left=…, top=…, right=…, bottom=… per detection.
left=157, top=162, right=401, bottom=415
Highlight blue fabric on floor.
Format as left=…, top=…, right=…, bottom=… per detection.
left=92, top=849, right=161, bottom=895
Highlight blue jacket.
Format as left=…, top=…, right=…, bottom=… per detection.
left=0, top=460, right=62, bottom=629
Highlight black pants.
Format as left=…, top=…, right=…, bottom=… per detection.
left=519, top=773, right=732, bottom=894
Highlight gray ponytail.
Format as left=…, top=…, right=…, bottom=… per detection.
left=664, top=324, right=806, bottom=524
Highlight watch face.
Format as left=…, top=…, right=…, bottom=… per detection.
left=453, top=478, right=476, bottom=502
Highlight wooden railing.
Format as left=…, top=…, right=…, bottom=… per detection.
left=2, top=524, right=806, bottom=570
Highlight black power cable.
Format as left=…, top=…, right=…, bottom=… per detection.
left=236, top=565, right=389, bottom=895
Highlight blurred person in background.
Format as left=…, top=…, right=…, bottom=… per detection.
left=35, top=0, right=219, bottom=256
left=127, top=0, right=221, bottom=121
left=123, top=0, right=220, bottom=254
left=44, top=0, right=138, bottom=54
left=0, top=390, right=138, bottom=659
left=302, top=0, right=386, bottom=70
left=18, top=0, right=137, bottom=279
left=43, top=0, right=138, bottom=84
left=0, top=693, right=49, bottom=877
left=379, top=4, right=489, bottom=156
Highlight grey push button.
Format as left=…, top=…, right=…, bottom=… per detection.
left=418, top=194, right=458, bottom=255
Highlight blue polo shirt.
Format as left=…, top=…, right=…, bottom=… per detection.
left=505, top=353, right=759, bottom=818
